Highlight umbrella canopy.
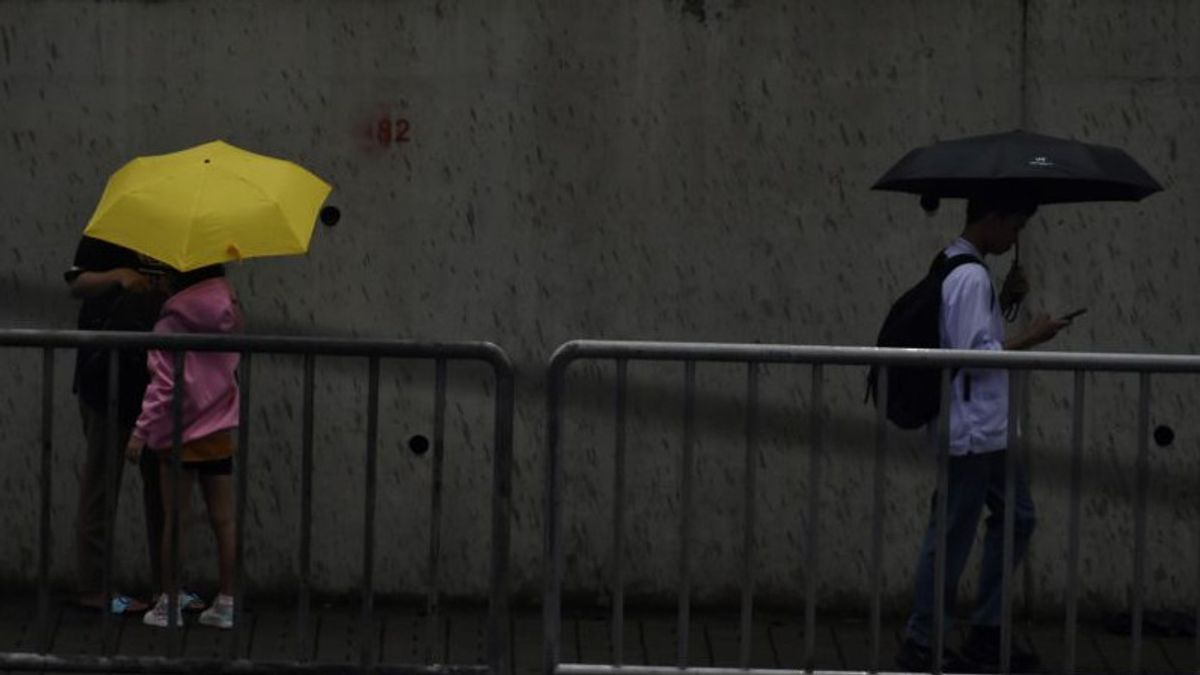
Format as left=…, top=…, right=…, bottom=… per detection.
left=84, top=140, right=331, bottom=271
left=872, top=130, right=1162, bottom=204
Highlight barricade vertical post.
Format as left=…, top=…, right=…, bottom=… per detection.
left=677, top=361, right=696, bottom=668
left=167, top=350, right=185, bottom=658
left=297, top=353, right=315, bottom=662
left=611, top=360, right=628, bottom=667
left=739, top=362, right=758, bottom=669
left=426, top=358, right=447, bottom=665
left=544, top=355, right=567, bottom=675
left=933, top=367, right=952, bottom=675
left=1131, top=372, right=1151, bottom=675
left=1064, top=370, right=1085, bottom=675
left=1020, top=372, right=1035, bottom=619
left=37, top=347, right=54, bottom=653
left=101, top=348, right=119, bottom=654
left=804, top=363, right=823, bottom=670
left=869, top=366, right=889, bottom=674
left=360, top=356, right=381, bottom=668
left=1196, top=443, right=1200, bottom=673
left=1001, top=369, right=1024, bottom=675
left=230, top=352, right=252, bottom=660
left=488, top=353, right=515, bottom=675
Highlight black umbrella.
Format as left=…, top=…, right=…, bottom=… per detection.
left=873, top=129, right=1163, bottom=205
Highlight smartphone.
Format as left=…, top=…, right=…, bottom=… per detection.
left=1061, top=307, right=1087, bottom=321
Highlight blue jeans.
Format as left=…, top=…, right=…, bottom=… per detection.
left=905, top=450, right=1036, bottom=647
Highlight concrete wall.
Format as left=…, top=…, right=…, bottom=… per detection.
left=1, top=0, right=1197, bottom=616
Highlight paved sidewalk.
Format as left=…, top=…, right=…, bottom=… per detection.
left=0, top=596, right=1193, bottom=674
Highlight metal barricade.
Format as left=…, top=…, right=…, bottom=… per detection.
left=0, top=329, right=514, bottom=675
left=543, top=339, right=1200, bottom=675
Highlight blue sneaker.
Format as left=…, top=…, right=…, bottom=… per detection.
left=179, top=590, right=206, bottom=612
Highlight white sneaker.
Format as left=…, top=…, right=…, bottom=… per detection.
left=198, top=594, right=234, bottom=629
left=142, top=593, right=184, bottom=628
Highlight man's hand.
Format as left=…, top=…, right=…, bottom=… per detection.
left=68, top=268, right=152, bottom=298
left=1004, top=312, right=1070, bottom=351
left=110, top=268, right=152, bottom=293
left=125, top=436, right=145, bottom=465
left=999, top=262, right=1030, bottom=313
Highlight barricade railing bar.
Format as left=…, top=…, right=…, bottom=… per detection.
left=543, top=339, right=1200, bottom=675
left=0, top=329, right=514, bottom=675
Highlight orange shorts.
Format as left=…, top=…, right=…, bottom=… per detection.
left=154, top=429, right=234, bottom=463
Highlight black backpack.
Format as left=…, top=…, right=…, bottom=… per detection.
left=866, top=252, right=983, bottom=429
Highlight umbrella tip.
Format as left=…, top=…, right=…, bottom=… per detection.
left=320, top=205, right=341, bottom=226
left=920, top=194, right=940, bottom=213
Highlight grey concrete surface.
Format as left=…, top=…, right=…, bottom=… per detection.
left=1, top=0, right=1198, bottom=618
left=3, top=596, right=1190, bottom=674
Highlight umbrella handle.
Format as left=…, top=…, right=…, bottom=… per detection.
left=1002, top=243, right=1024, bottom=323
left=1003, top=297, right=1022, bottom=323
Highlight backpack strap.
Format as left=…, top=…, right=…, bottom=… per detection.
left=933, top=252, right=985, bottom=277
left=936, top=253, right=989, bottom=400
left=936, top=252, right=991, bottom=308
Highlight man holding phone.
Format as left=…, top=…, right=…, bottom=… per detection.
left=896, top=193, right=1070, bottom=672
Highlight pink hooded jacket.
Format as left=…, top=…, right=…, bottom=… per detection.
left=133, top=277, right=242, bottom=450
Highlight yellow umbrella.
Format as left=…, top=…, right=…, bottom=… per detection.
left=84, top=140, right=331, bottom=271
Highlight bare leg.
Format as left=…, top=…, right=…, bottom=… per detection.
left=158, top=459, right=194, bottom=596
left=199, top=473, right=236, bottom=596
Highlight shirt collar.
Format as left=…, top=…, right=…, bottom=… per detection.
left=947, top=236, right=985, bottom=260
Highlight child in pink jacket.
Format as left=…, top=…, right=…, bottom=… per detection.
left=125, top=264, right=241, bottom=630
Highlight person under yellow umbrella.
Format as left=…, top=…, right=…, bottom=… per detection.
left=75, top=140, right=331, bottom=628
left=123, top=261, right=242, bottom=629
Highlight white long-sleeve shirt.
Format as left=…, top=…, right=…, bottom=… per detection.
left=939, top=237, right=1008, bottom=455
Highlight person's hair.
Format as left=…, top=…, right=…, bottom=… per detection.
left=966, top=193, right=1038, bottom=224
left=169, top=264, right=225, bottom=293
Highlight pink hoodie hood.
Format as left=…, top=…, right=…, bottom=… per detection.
left=161, top=277, right=243, bottom=334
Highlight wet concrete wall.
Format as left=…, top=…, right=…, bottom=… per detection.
left=0, top=0, right=1197, bottom=616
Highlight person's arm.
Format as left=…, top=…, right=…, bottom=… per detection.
left=68, top=268, right=151, bottom=299
left=131, top=345, right=174, bottom=447
left=1003, top=313, right=1069, bottom=351
left=946, top=267, right=1067, bottom=352
left=943, top=268, right=1002, bottom=352
left=130, top=310, right=182, bottom=449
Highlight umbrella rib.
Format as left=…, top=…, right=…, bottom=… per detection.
left=273, top=199, right=307, bottom=252
left=85, top=176, right=183, bottom=262
left=181, top=164, right=213, bottom=270
left=225, top=171, right=312, bottom=252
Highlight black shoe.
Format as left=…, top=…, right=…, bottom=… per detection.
left=896, top=636, right=970, bottom=672
left=961, top=625, right=1041, bottom=673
